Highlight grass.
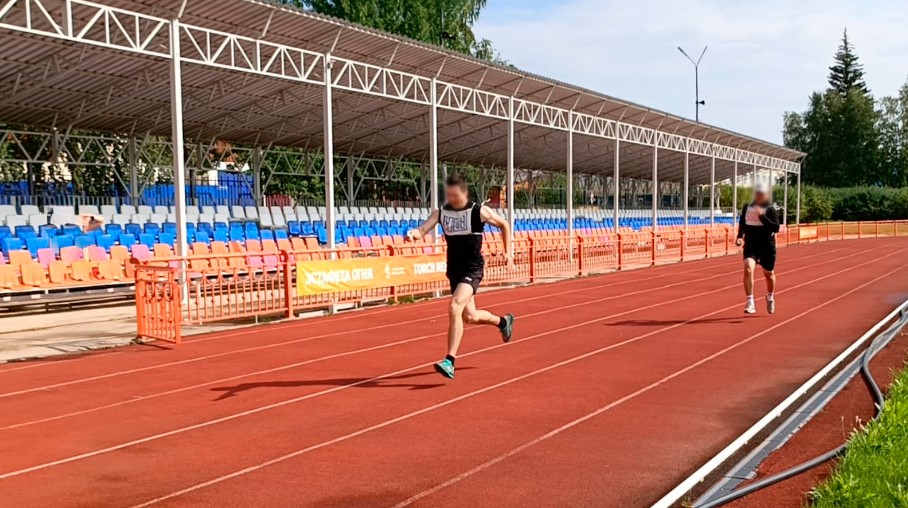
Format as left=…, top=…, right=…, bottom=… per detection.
left=811, top=363, right=908, bottom=507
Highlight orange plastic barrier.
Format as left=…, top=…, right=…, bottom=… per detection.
left=134, top=221, right=908, bottom=344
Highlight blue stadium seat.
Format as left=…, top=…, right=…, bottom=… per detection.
left=14, top=225, right=36, bottom=239
left=25, top=236, right=49, bottom=257
left=51, top=234, right=74, bottom=254
left=125, top=223, right=142, bottom=236
left=105, top=224, right=122, bottom=236
left=75, top=235, right=96, bottom=249
left=1, top=237, right=24, bottom=257
left=158, top=232, right=175, bottom=247
left=62, top=224, right=82, bottom=237
left=119, top=233, right=137, bottom=245
left=39, top=224, right=58, bottom=238
left=138, top=234, right=156, bottom=248
left=97, top=234, right=116, bottom=252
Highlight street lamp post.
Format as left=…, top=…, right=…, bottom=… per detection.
left=678, top=46, right=707, bottom=122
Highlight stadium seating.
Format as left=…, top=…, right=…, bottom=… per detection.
left=0, top=202, right=736, bottom=292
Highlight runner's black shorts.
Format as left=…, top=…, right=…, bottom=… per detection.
left=743, top=242, right=776, bottom=271
left=447, top=268, right=483, bottom=295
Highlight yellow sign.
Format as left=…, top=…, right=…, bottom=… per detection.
left=296, top=254, right=447, bottom=296
left=799, top=226, right=818, bottom=240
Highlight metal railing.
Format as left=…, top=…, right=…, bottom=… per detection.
left=134, top=221, right=908, bottom=344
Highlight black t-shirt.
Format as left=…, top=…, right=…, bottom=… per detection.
left=737, top=202, right=780, bottom=246
left=439, top=201, right=484, bottom=274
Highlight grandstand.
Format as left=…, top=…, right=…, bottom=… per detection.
left=0, top=0, right=796, bottom=306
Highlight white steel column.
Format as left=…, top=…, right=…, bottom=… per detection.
left=429, top=79, right=440, bottom=240
left=253, top=146, right=263, bottom=207
left=566, top=113, right=574, bottom=241
left=169, top=20, right=188, bottom=260
left=796, top=170, right=801, bottom=225
left=613, top=138, right=620, bottom=231
left=732, top=160, right=738, bottom=218
left=346, top=157, right=354, bottom=207
left=323, top=56, right=336, bottom=250
left=783, top=170, right=789, bottom=226
left=651, top=146, right=658, bottom=231
left=128, top=137, right=139, bottom=205
left=709, top=156, right=716, bottom=226
left=506, top=98, right=515, bottom=234
left=682, top=150, right=689, bottom=229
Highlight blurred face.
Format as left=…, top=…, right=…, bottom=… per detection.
left=445, top=184, right=468, bottom=207
left=754, top=191, right=769, bottom=204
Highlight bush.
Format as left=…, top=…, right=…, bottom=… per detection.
left=828, top=187, right=908, bottom=221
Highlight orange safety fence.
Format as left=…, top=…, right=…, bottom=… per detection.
left=134, top=220, right=908, bottom=343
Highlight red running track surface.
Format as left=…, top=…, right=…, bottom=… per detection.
left=1, top=238, right=907, bottom=508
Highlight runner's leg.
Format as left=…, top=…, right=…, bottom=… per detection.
left=462, top=296, right=501, bottom=327
left=763, top=269, right=776, bottom=295
left=446, top=283, right=475, bottom=357
left=743, top=257, right=756, bottom=297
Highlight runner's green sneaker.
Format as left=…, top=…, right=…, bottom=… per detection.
left=500, top=314, right=515, bottom=343
left=434, top=358, right=455, bottom=379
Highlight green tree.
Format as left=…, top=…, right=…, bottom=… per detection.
left=784, top=31, right=880, bottom=187
left=827, top=29, right=869, bottom=96
left=284, top=0, right=501, bottom=61
left=876, top=78, right=908, bottom=187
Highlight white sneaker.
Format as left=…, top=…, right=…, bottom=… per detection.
left=744, top=300, right=756, bottom=314
left=767, top=298, right=775, bottom=315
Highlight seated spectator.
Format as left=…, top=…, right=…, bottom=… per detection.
left=82, top=215, right=105, bottom=233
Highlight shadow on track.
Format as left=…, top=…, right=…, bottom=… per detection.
left=605, top=316, right=752, bottom=327
left=209, top=368, right=476, bottom=400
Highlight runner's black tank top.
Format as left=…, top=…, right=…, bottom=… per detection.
left=439, top=201, right=484, bottom=273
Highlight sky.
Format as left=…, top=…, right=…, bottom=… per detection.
left=475, top=0, right=908, bottom=145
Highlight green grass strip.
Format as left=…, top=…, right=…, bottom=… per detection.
left=812, top=363, right=908, bottom=507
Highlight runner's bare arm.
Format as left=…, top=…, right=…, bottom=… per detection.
left=406, top=210, right=439, bottom=240
left=480, top=206, right=512, bottom=263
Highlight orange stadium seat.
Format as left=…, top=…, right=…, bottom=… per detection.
left=154, top=244, right=174, bottom=258
left=8, top=250, right=31, bottom=267
left=97, top=259, right=124, bottom=281
left=48, top=260, right=67, bottom=284
left=0, top=265, right=19, bottom=289
left=20, top=262, right=47, bottom=286
left=70, top=260, right=94, bottom=282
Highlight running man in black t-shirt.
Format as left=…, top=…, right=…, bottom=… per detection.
left=407, top=175, right=515, bottom=379
left=735, top=183, right=781, bottom=315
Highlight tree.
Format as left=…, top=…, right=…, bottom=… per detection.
left=828, top=29, right=869, bottom=96
left=784, top=31, right=880, bottom=187
left=876, top=78, right=908, bottom=187
left=283, top=0, right=502, bottom=61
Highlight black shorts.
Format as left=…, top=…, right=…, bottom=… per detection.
left=743, top=243, right=777, bottom=272
left=448, top=269, right=483, bottom=295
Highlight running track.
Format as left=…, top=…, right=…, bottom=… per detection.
left=1, top=238, right=907, bottom=507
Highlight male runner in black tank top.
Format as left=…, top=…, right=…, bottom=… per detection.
left=407, top=174, right=515, bottom=379
left=735, top=183, right=780, bottom=315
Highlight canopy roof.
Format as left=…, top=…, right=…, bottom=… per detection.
left=0, top=0, right=802, bottom=185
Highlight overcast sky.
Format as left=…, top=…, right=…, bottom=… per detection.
left=475, top=0, right=908, bottom=144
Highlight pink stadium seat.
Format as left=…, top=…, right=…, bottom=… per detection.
left=87, top=246, right=109, bottom=262
left=131, top=244, right=152, bottom=261
left=36, top=248, right=55, bottom=268
left=60, top=246, right=84, bottom=264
